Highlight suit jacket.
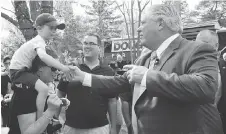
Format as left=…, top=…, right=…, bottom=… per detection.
left=218, top=58, right=226, bottom=133
left=90, top=36, right=223, bottom=134
left=218, top=58, right=226, bottom=113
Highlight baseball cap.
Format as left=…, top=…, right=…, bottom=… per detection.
left=34, top=13, right=65, bottom=30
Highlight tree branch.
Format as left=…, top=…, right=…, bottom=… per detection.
left=1, top=7, right=15, bottom=14
left=114, top=1, right=125, bottom=16
left=1, top=12, right=18, bottom=27
left=214, top=1, right=218, bottom=12
left=141, top=0, right=150, bottom=12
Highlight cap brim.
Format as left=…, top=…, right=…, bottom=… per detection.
left=57, top=23, right=66, bottom=30
left=46, top=21, right=65, bottom=30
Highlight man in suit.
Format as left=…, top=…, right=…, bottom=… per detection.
left=195, top=30, right=223, bottom=134
left=70, top=4, right=222, bottom=134
left=218, top=52, right=226, bottom=133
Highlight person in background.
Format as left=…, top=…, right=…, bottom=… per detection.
left=196, top=30, right=221, bottom=104
left=195, top=29, right=224, bottom=134
left=57, top=33, right=117, bottom=134
left=218, top=49, right=226, bottom=133
left=116, top=55, right=127, bottom=70
left=1, top=56, right=12, bottom=97
left=1, top=55, right=13, bottom=127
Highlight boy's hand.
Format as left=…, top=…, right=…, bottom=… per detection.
left=62, top=66, right=70, bottom=73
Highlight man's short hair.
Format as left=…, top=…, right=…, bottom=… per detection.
left=87, top=33, right=101, bottom=46
left=3, top=55, right=11, bottom=63
left=31, top=48, right=58, bottom=73
left=148, top=4, right=183, bottom=33
left=196, top=30, right=219, bottom=50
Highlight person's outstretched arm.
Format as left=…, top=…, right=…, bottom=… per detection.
left=18, top=94, right=62, bottom=134
left=36, top=48, right=69, bottom=72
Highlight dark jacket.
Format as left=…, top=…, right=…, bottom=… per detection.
left=90, top=36, right=223, bottom=134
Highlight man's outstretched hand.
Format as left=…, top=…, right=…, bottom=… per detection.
left=67, top=66, right=86, bottom=83
left=123, top=65, right=148, bottom=84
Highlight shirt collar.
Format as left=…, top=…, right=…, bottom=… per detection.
left=80, top=58, right=102, bottom=69
left=156, top=33, right=179, bottom=58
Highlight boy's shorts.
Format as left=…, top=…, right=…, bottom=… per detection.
left=10, top=68, right=39, bottom=89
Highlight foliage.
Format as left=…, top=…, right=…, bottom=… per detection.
left=1, top=25, right=26, bottom=59
left=81, top=0, right=123, bottom=39
left=53, top=0, right=90, bottom=62
left=190, top=1, right=226, bottom=27
left=162, top=0, right=196, bottom=25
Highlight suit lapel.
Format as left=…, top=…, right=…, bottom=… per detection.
left=135, top=50, right=152, bottom=66
left=135, top=35, right=184, bottom=104
left=133, top=50, right=153, bottom=106
left=155, top=35, right=184, bottom=71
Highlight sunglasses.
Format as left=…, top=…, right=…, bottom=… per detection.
left=83, top=41, right=98, bottom=46
left=4, top=62, right=10, bottom=65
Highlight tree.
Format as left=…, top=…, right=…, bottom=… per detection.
left=81, top=0, right=124, bottom=58
left=162, top=0, right=196, bottom=25
left=136, top=0, right=151, bottom=57
left=1, top=26, right=26, bottom=58
left=53, top=1, right=89, bottom=62
left=1, top=0, right=53, bottom=41
left=114, top=1, right=133, bottom=62
left=190, top=1, right=226, bottom=27
left=81, top=0, right=123, bottom=39
left=114, top=0, right=151, bottom=62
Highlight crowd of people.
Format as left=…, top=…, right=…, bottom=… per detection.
left=1, top=3, right=226, bottom=134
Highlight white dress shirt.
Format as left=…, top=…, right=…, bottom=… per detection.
left=140, top=33, right=180, bottom=87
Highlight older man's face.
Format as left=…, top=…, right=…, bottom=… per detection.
left=137, top=13, right=160, bottom=50
left=83, top=36, right=100, bottom=58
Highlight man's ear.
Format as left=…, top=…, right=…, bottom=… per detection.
left=36, top=26, right=43, bottom=31
left=36, top=67, right=43, bottom=75
left=158, top=18, right=164, bottom=31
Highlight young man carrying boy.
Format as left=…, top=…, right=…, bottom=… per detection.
left=9, top=13, right=70, bottom=120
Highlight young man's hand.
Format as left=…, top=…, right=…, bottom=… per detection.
left=47, top=94, right=62, bottom=113
left=4, top=94, right=13, bottom=103
left=60, top=98, right=70, bottom=110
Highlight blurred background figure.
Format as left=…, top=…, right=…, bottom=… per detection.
left=223, top=53, right=226, bottom=61
left=218, top=51, right=226, bottom=133
left=1, top=55, right=13, bottom=128
left=196, top=29, right=225, bottom=134
left=116, top=55, right=127, bottom=70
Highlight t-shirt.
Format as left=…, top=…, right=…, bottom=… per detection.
left=57, top=61, right=114, bottom=129
left=9, top=87, right=38, bottom=134
left=9, top=35, right=46, bottom=70
left=1, top=75, right=11, bottom=96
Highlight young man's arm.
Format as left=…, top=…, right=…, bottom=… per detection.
left=36, top=48, right=69, bottom=72
left=108, top=98, right=117, bottom=134
left=55, top=79, right=68, bottom=118
left=55, top=90, right=67, bottom=119
left=18, top=94, right=62, bottom=134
